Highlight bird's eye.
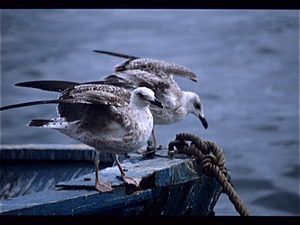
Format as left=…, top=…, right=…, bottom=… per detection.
left=194, top=102, right=201, bottom=110
left=138, top=93, right=144, bottom=98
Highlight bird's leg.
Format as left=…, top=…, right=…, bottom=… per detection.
left=113, top=153, right=142, bottom=187
left=152, top=127, right=158, bottom=149
left=94, top=151, right=112, bottom=193
left=151, top=127, right=168, bottom=150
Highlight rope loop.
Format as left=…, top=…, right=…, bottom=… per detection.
left=201, top=154, right=218, bottom=177
left=169, top=132, right=226, bottom=174
left=168, top=132, right=251, bottom=216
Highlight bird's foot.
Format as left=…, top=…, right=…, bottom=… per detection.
left=121, top=175, right=142, bottom=187
left=95, top=181, right=113, bottom=193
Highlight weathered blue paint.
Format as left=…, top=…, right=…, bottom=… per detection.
left=0, top=144, right=114, bottom=162
left=0, top=148, right=223, bottom=215
left=0, top=144, right=126, bottom=200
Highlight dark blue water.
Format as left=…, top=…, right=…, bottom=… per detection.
left=1, top=10, right=299, bottom=215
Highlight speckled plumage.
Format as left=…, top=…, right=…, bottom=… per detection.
left=95, top=51, right=208, bottom=140
left=93, top=50, right=208, bottom=148
left=30, top=84, right=158, bottom=154
left=0, top=83, right=163, bottom=192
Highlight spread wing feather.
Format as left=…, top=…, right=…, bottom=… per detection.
left=94, top=49, right=198, bottom=82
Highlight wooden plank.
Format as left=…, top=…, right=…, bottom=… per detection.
left=0, top=144, right=125, bottom=200
left=0, top=144, right=120, bottom=162
left=0, top=161, right=97, bottom=200
left=0, top=150, right=223, bottom=215
left=55, top=151, right=188, bottom=189
left=0, top=188, right=153, bottom=215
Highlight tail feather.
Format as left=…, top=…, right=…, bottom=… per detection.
left=28, top=118, right=80, bottom=138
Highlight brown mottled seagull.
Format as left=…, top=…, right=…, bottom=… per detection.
left=93, top=50, right=208, bottom=148
left=0, top=83, right=163, bottom=193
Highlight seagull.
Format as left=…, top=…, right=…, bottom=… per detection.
left=93, top=50, right=208, bottom=148
left=0, top=83, right=163, bottom=193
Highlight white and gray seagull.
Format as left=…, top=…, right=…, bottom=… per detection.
left=0, top=83, right=163, bottom=193
left=93, top=50, right=208, bottom=148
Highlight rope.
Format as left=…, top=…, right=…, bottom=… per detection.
left=168, top=132, right=251, bottom=216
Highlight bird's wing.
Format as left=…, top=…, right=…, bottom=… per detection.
left=62, top=84, right=130, bottom=106
left=15, top=79, right=134, bottom=93
left=103, top=71, right=172, bottom=94
left=57, top=84, right=131, bottom=121
left=93, top=50, right=139, bottom=60
left=1, top=84, right=132, bottom=123
left=0, top=99, right=88, bottom=111
left=93, top=50, right=198, bottom=82
left=15, top=80, right=81, bottom=92
left=57, top=85, right=133, bottom=138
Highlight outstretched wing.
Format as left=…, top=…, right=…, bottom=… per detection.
left=15, top=79, right=134, bottom=93
left=93, top=49, right=198, bottom=82
left=15, top=80, right=81, bottom=92
left=103, top=71, right=171, bottom=94
left=0, top=99, right=89, bottom=111
left=1, top=84, right=132, bottom=124
left=93, top=50, right=139, bottom=60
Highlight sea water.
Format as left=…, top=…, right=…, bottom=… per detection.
left=1, top=10, right=299, bottom=215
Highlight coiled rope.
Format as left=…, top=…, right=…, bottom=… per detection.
left=168, top=133, right=251, bottom=216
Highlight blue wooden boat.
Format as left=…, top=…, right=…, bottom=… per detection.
left=0, top=144, right=223, bottom=215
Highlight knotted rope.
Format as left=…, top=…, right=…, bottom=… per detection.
left=168, top=133, right=251, bottom=216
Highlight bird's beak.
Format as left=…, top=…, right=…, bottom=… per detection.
left=199, top=115, right=208, bottom=129
left=149, top=99, right=163, bottom=108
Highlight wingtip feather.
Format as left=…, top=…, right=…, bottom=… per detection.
left=28, top=119, right=52, bottom=127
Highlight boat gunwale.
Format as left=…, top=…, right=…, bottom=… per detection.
left=0, top=144, right=120, bottom=162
